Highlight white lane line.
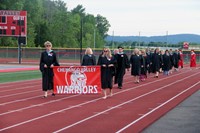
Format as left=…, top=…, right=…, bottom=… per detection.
left=0, top=95, right=43, bottom=106
left=0, top=74, right=130, bottom=105
left=0, top=95, right=80, bottom=116
left=0, top=89, right=40, bottom=99
left=0, top=69, right=195, bottom=131
left=0, top=84, right=41, bottom=93
left=52, top=72, right=200, bottom=133
left=0, top=79, right=41, bottom=86
left=0, top=69, right=191, bottom=115
left=116, top=81, right=200, bottom=133
left=0, top=68, right=190, bottom=98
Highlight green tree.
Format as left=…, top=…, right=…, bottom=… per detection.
left=0, top=0, right=111, bottom=48
left=96, top=14, right=110, bottom=39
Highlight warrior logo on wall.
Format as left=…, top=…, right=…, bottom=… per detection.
left=53, top=66, right=101, bottom=94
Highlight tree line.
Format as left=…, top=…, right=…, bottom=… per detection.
left=0, top=0, right=110, bottom=48
left=106, top=41, right=200, bottom=49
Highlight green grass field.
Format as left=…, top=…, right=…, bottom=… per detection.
left=0, top=70, right=41, bottom=83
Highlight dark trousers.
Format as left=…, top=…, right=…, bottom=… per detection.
left=115, top=70, right=125, bottom=87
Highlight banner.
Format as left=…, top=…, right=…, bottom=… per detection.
left=53, top=66, right=101, bottom=94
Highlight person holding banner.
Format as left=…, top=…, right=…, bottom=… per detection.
left=82, top=47, right=96, bottom=66
left=98, top=48, right=117, bottom=99
left=40, top=41, right=60, bottom=98
left=97, top=47, right=107, bottom=65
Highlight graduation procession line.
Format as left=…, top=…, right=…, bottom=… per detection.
left=0, top=68, right=199, bottom=132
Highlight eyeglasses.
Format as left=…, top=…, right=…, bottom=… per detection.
left=46, top=45, right=51, bottom=47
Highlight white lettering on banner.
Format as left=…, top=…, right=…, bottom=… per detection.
left=56, top=85, right=98, bottom=94
left=0, top=26, right=8, bottom=29
left=57, top=67, right=96, bottom=73
left=11, top=26, right=16, bottom=30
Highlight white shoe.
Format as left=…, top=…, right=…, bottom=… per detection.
left=103, top=96, right=107, bottom=99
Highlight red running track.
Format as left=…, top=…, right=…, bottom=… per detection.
left=0, top=67, right=200, bottom=133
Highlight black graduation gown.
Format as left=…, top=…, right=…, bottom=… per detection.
left=130, top=54, right=141, bottom=76
left=163, top=54, right=171, bottom=71
left=173, top=52, right=180, bottom=68
left=40, top=51, right=60, bottom=91
left=141, top=55, right=146, bottom=75
left=97, top=52, right=104, bottom=65
left=115, top=53, right=130, bottom=87
left=160, top=54, right=164, bottom=70
left=152, top=53, right=161, bottom=73
left=145, top=53, right=151, bottom=73
left=99, top=56, right=116, bottom=89
left=148, top=52, right=154, bottom=73
left=113, top=54, right=119, bottom=84
left=81, top=54, right=96, bottom=66
left=169, top=53, right=174, bottom=69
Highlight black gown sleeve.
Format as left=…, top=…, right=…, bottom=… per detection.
left=39, top=52, right=45, bottom=72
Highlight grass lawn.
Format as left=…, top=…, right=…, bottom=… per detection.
left=0, top=70, right=41, bottom=83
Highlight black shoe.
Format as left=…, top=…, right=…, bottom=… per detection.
left=42, top=96, right=47, bottom=98
left=118, top=86, right=122, bottom=89
left=52, top=93, right=55, bottom=96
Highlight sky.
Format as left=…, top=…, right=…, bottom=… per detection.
left=64, top=0, right=200, bottom=36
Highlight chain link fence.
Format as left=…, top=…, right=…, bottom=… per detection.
left=0, top=47, right=199, bottom=65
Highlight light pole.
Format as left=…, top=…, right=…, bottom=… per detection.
left=138, top=31, right=141, bottom=48
left=166, top=31, right=168, bottom=48
left=18, top=17, right=22, bottom=64
left=112, top=30, right=114, bottom=49
left=80, top=17, right=83, bottom=65
left=94, top=28, right=95, bottom=52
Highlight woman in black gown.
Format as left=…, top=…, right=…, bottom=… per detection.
left=98, top=48, right=116, bottom=99
left=82, top=47, right=96, bottom=66
left=39, top=41, right=60, bottom=98
left=152, top=48, right=162, bottom=78
left=163, top=50, right=171, bottom=75
left=130, top=48, right=141, bottom=83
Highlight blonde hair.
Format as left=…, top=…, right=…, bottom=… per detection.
left=44, top=41, right=52, bottom=47
left=133, top=48, right=139, bottom=55
left=106, top=48, right=112, bottom=58
left=85, top=48, right=93, bottom=55
left=113, top=49, right=119, bottom=55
